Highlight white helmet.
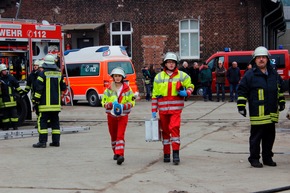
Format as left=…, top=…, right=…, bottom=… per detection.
left=110, top=67, right=126, bottom=78
left=0, top=64, right=7, bottom=72
left=252, top=46, right=270, bottom=58
left=38, top=60, right=44, bottom=68
left=44, top=54, right=56, bottom=64
left=33, top=59, right=40, bottom=66
left=164, top=52, right=178, bottom=62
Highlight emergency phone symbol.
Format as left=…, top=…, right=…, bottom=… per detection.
left=27, top=30, right=33, bottom=37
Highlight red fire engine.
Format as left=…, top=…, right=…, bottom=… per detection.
left=0, top=18, right=64, bottom=125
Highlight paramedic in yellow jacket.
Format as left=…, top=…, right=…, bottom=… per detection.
left=101, top=67, right=135, bottom=165
left=152, top=52, right=194, bottom=165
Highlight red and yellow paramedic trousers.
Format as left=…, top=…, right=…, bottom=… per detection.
left=159, top=113, right=181, bottom=154
left=107, top=114, right=128, bottom=156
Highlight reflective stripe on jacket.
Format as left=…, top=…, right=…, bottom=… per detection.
left=152, top=68, right=194, bottom=114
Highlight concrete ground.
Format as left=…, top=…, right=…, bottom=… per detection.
left=1, top=98, right=290, bottom=193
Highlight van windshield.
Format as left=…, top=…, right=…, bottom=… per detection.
left=108, top=61, right=134, bottom=75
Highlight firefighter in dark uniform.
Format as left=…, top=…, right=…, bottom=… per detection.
left=32, top=54, right=66, bottom=148
left=24, top=60, right=41, bottom=116
left=237, top=46, right=285, bottom=168
left=0, top=63, right=24, bottom=130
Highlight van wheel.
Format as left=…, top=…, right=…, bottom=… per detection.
left=16, top=97, right=28, bottom=126
left=87, top=90, right=100, bottom=107
left=196, top=87, right=203, bottom=96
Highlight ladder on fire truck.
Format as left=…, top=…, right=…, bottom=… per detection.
left=61, top=51, right=74, bottom=106
left=0, top=126, right=90, bottom=140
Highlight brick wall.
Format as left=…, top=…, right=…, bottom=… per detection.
left=2, top=0, right=262, bottom=94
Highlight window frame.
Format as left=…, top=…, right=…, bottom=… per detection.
left=110, top=21, right=133, bottom=58
left=179, top=18, right=200, bottom=60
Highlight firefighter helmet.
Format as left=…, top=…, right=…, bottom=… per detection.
left=44, top=54, right=56, bottom=64
left=164, top=52, right=178, bottom=62
left=33, top=59, right=40, bottom=66
left=252, top=46, right=271, bottom=58
left=38, top=60, right=44, bottom=68
left=110, top=67, right=126, bottom=78
left=43, top=54, right=57, bottom=69
left=0, top=64, right=7, bottom=71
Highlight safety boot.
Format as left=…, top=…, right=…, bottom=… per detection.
left=117, top=156, right=125, bottom=165
left=113, top=154, right=120, bottom=160
left=32, top=142, right=46, bottom=148
left=173, top=150, right=180, bottom=165
left=49, top=142, right=60, bottom=147
left=164, top=154, right=170, bottom=162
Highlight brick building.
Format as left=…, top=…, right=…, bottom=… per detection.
left=1, top=0, right=285, bottom=93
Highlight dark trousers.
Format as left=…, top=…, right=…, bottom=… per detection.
left=145, top=84, right=151, bottom=101
left=230, top=83, right=238, bottom=101
left=248, top=123, right=275, bottom=163
left=216, top=83, right=225, bottom=101
left=37, top=112, right=60, bottom=143
left=202, top=82, right=212, bottom=100
left=2, top=106, right=18, bottom=128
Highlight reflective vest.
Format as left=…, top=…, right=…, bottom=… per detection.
left=34, top=69, right=66, bottom=112
left=152, top=68, right=194, bottom=114
left=101, top=83, right=135, bottom=115
left=237, top=64, right=285, bottom=125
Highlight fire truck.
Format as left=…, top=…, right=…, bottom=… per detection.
left=0, top=18, right=64, bottom=126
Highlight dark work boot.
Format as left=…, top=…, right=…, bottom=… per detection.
left=13, top=127, right=18, bottom=130
left=113, top=154, right=120, bottom=160
left=51, top=134, right=60, bottom=147
left=32, top=142, right=46, bottom=148
left=164, top=154, right=170, bottom=162
left=173, top=150, right=180, bottom=165
left=250, top=160, right=263, bottom=168
left=263, top=158, right=277, bottom=167
left=49, top=142, right=60, bottom=147
left=117, top=156, right=125, bottom=165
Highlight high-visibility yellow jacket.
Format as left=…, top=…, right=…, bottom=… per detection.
left=101, top=83, right=135, bottom=115
left=152, top=68, right=194, bottom=114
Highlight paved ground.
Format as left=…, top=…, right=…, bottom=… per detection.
left=1, top=98, right=290, bottom=193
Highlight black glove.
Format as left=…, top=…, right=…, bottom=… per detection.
left=238, top=106, right=246, bottom=117
left=279, top=102, right=285, bottom=111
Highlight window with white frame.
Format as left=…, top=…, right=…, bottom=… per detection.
left=179, top=19, right=200, bottom=60
left=110, top=21, right=132, bottom=57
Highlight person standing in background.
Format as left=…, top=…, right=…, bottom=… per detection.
left=179, top=61, right=191, bottom=76
left=199, top=62, right=212, bottom=102
left=142, top=66, right=152, bottom=101
left=227, top=61, right=241, bottom=102
left=215, top=60, right=226, bottom=102
left=190, top=62, right=200, bottom=95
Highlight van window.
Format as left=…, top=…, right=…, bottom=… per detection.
left=270, top=54, right=285, bottom=69
left=65, top=63, right=100, bottom=77
left=228, top=55, right=252, bottom=70
left=208, top=56, right=224, bottom=71
left=108, top=61, right=134, bottom=75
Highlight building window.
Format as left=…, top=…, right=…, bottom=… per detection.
left=110, top=21, right=132, bottom=57
left=179, top=19, right=200, bottom=60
